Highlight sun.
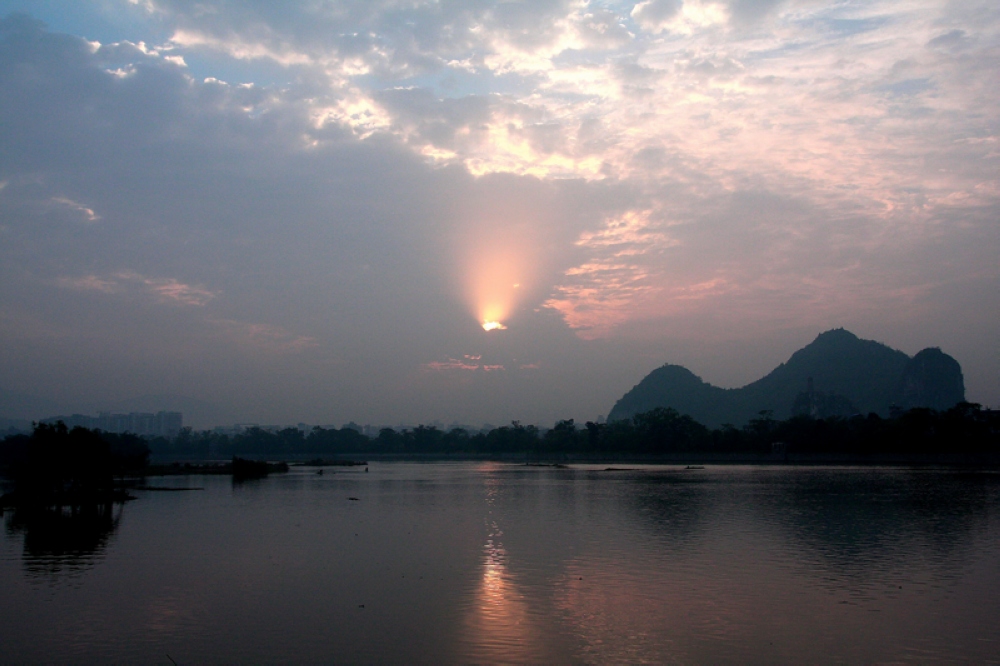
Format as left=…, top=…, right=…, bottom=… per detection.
left=454, top=212, right=541, bottom=335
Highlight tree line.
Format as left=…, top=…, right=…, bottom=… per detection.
left=2, top=403, right=997, bottom=464
left=47, top=401, right=996, bottom=459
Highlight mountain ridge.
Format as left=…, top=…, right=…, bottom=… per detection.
left=607, top=329, right=965, bottom=427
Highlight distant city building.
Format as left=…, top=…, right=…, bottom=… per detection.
left=342, top=421, right=363, bottom=433
left=41, top=411, right=183, bottom=437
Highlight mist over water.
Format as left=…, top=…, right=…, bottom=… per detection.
left=3, top=464, right=999, bottom=663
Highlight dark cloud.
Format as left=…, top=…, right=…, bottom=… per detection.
left=725, top=0, right=787, bottom=26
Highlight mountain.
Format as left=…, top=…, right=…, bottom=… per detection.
left=894, top=348, right=966, bottom=411
left=607, top=329, right=966, bottom=427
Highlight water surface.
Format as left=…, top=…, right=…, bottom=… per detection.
left=3, top=463, right=999, bottom=663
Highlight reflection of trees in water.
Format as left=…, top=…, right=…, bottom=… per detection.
left=618, top=468, right=1000, bottom=582
left=4, top=502, right=122, bottom=580
left=757, top=469, right=1000, bottom=578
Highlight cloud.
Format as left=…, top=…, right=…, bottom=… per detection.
left=169, top=28, right=315, bottom=67
left=56, top=271, right=217, bottom=306
left=135, top=275, right=218, bottom=306
left=631, top=0, right=685, bottom=32
left=423, top=355, right=492, bottom=373
left=544, top=209, right=684, bottom=336
left=118, top=0, right=1000, bottom=210
left=52, top=196, right=100, bottom=222
left=55, top=275, right=120, bottom=294
left=633, top=0, right=726, bottom=35
left=209, top=318, right=318, bottom=354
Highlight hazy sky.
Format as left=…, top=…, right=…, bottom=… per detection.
left=1, top=0, right=997, bottom=427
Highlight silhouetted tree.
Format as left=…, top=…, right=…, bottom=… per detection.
left=1, top=422, right=148, bottom=507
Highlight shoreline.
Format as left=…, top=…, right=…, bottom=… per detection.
left=145, top=451, right=1000, bottom=469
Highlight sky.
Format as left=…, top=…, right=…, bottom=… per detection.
left=0, top=0, right=997, bottom=428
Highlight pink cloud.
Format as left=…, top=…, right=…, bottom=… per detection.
left=56, top=275, right=120, bottom=293
left=51, top=196, right=100, bottom=222
left=142, top=278, right=218, bottom=306
left=423, top=358, right=482, bottom=372
left=57, top=271, right=219, bottom=306
left=209, top=318, right=319, bottom=354
left=422, top=354, right=509, bottom=373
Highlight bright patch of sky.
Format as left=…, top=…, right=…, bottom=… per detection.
left=0, top=1, right=154, bottom=42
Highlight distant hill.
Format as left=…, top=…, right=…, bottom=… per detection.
left=607, top=329, right=966, bottom=427
left=0, top=390, right=227, bottom=429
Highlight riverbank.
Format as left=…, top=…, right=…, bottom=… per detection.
left=355, top=452, right=1000, bottom=466
left=143, top=460, right=291, bottom=476
left=146, top=451, right=1000, bottom=468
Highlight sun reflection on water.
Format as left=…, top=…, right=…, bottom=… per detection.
left=481, top=521, right=507, bottom=604
left=461, top=468, right=554, bottom=662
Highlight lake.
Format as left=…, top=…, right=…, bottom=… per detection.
left=3, top=463, right=999, bottom=664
